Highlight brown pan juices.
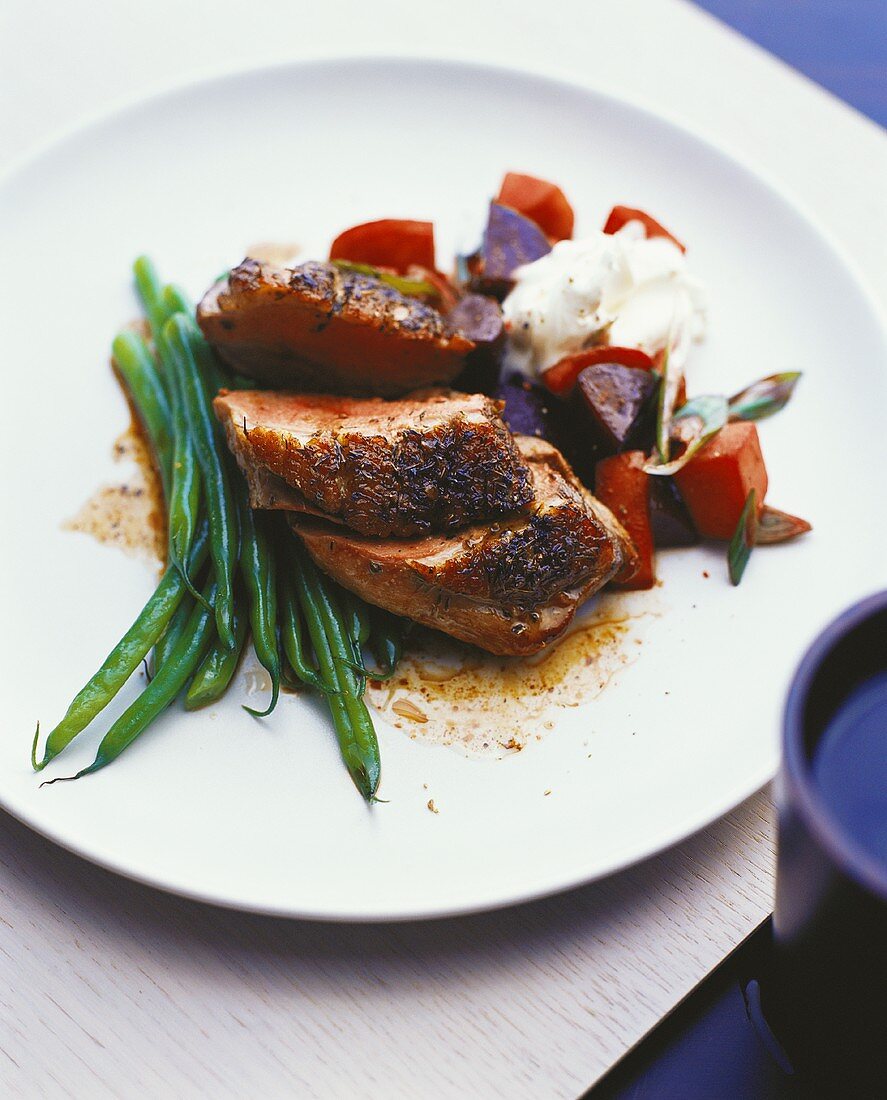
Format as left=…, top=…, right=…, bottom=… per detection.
left=366, top=591, right=657, bottom=756
left=64, top=417, right=165, bottom=564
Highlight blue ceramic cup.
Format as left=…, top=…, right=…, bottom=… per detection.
left=765, top=590, right=887, bottom=1089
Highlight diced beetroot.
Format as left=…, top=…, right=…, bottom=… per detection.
left=576, top=362, right=659, bottom=455
left=449, top=294, right=505, bottom=394
left=480, top=202, right=551, bottom=295
left=649, top=477, right=699, bottom=548
left=542, top=346, right=655, bottom=396
left=496, top=371, right=592, bottom=479
left=448, top=293, right=504, bottom=346
left=497, top=371, right=555, bottom=437
left=673, top=421, right=768, bottom=539
left=595, top=452, right=655, bottom=590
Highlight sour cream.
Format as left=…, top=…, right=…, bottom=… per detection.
left=502, top=221, right=706, bottom=376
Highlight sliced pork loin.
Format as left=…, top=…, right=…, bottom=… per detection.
left=288, top=436, right=634, bottom=656
left=214, top=388, right=534, bottom=539
left=197, top=259, right=474, bottom=396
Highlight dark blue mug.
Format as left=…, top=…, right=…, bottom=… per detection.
left=765, top=590, right=887, bottom=1090
left=591, top=592, right=887, bottom=1097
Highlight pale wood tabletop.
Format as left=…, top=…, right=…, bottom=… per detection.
left=2, top=1, right=885, bottom=1096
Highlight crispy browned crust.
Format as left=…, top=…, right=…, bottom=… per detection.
left=290, top=516, right=593, bottom=656
left=415, top=506, right=621, bottom=608
left=288, top=436, right=630, bottom=656
left=214, top=389, right=534, bottom=538
left=197, top=260, right=474, bottom=395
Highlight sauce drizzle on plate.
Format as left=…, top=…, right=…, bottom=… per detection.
left=367, top=592, right=656, bottom=757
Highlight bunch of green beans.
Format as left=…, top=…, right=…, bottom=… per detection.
left=33, top=256, right=405, bottom=801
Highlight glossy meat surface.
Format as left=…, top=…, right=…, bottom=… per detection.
left=197, top=259, right=474, bottom=395
left=214, top=388, right=534, bottom=538
left=288, top=436, right=631, bottom=655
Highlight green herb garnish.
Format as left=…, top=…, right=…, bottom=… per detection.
left=331, top=260, right=437, bottom=299
left=728, top=489, right=759, bottom=585
left=756, top=505, right=812, bottom=545
left=654, top=342, right=674, bottom=463
left=645, top=394, right=728, bottom=476
left=728, top=372, right=801, bottom=422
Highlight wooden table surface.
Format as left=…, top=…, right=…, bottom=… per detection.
left=2, top=1, right=885, bottom=1095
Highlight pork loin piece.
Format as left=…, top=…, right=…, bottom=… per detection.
left=197, top=259, right=474, bottom=396
left=214, top=388, right=534, bottom=539
left=288, top=436, right=633, bottom=656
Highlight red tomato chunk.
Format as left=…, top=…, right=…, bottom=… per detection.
left=673, top=421, right=768, bottom=540
left=602, top=206, right=686, bottom=253
left=497, top=172, right=575, bottom=242
left=541, top=346, right=654, bottom=397
left=330, top=219, right=435, bottom=273
left=595, top=451, right=655, bottom=590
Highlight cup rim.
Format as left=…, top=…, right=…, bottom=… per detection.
left=783, top=589, right=887, bottom=902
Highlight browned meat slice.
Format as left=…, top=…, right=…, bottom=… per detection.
left=197, top=259, right=474, bottom=396
left=288, top=436, right=633, bottom=656
left=214, top=388, right=534, bottom=539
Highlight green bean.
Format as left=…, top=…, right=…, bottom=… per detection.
left=164, top=314, right=239, bottom=649
left=291, top=561, right=370, bottom=797
left=32, top=521, right=210, bottom=771
left=368, top=607, right=406, bottom=680
left=184, top=593, right=248, bottom=710
left=341, top=593, right=373, bottom=694
left=133, top=255, right=168, bottom=344
left=277, top=567, right=324, bottom=692
left=275, top=519, right=344, bottom=696
left=235, top=486, right=280, bottom=716
left=161, top=283, right=193, bottom=320
left=129, top=275, right=203, bottom=604
left=291, top=541, right=381, bottom=801
left=152, top=591, right=195, bottom=674
left=161, top=286, right=227, bottom=397
left=42, top=581, right=219, bottom=785
left=34, top=568, right=182, bottom=770
left=316, top=578, right=367, bottom=707
left=341, top=590, right=373, bottom=648
left=112, top=331, right=173, bottom=496
left=166, top=342, right=206, bottom=605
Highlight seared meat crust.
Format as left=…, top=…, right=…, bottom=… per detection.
left=424, top=509, right=615, bottom=609
left=214, top=388, right=534, bottom=539
left=197, top=259, right=474, bottom=395
left=289, top=436, right=632, bottom=655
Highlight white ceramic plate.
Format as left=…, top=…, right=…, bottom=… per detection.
left=1, top=59, right=885, bottom=921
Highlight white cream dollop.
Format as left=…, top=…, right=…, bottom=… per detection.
left=501, top=222, right=706, bottom=376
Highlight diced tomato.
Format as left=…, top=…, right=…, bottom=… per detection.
left=595, top=451, right=655, bottom=590
left=673, top=421, right=768, bottom=539
left=496, top=172, right=575, bottom=241
left=603, top=206, right=686, bottom=253
left=541, top=346, right=654, bottom=396
left=330, top=219, right=435, bottom=273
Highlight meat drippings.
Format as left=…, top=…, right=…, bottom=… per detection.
left=64, top=423, right=164, bottom=562
left=366, top=590, right=656, bottom=756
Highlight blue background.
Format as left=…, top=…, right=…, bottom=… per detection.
left=693, top=0, right=887, bottom=126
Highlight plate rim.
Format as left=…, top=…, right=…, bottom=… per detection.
left=3, top=54, right=886, bottom=922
